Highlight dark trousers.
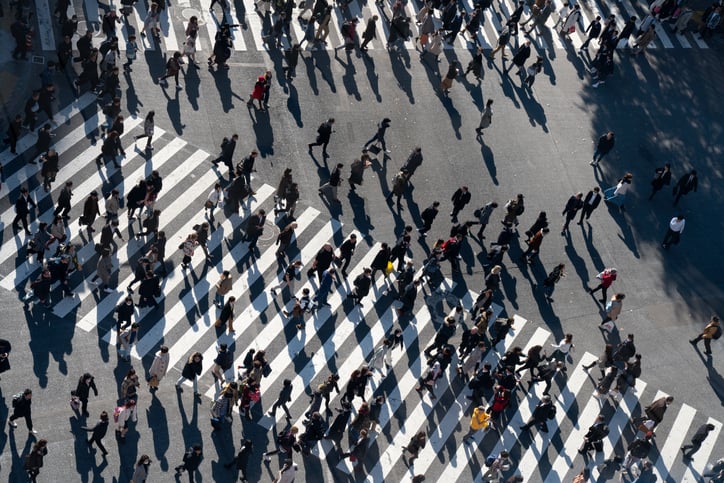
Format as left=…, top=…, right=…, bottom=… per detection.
left=159, top=70, right=180, bottom=86
left=691, top=335, right=712, bottom=353
left=476, top=223, right=488, bottom=239
left=364, top=133, right=386, bottom=151
left=580, top=35, right=596, bottom=50
left=662, top=228, right=681, bottom=247
left=88, top=435, right=108, bottom=454
left=579, top=205, right=595, bottom=222
left=451, top=204, right=464, bottom=220
left=54, top=202, right=71, bottom=217
left=681, top=440, right=703, bottom=458
left=10, top=413, right=33, bottom=430
left=337, top=255, right=351, bottom=274
left=419, top=219, right=433, bottom=234
left=12, top=214, right=29, bottom=231
left=270, top=400, right=292, bottom=419
left=589, top=284, right=608, bottom=301
left=309, top=139, right=330, bottom=154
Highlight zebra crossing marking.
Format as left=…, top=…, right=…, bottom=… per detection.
left=159, top=7, right=181, bottom=52
left=652, top=402, right=696, bottom=482
left=681, top=418, right=722, bottom=482
left=166, top=208, right=322, bottom=371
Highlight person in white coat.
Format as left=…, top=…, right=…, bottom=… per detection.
left=148, top=346, right=169, bottom=390
left=369, top=337, right=393, bottom=375
left=561, top=4, right=582, bottom=36
left=459, top=341, right=486, bottom=381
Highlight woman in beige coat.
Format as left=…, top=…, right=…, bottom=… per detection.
left=148, top=345, right=169, bottom=390
left=632, top=25, right=656, bottom=55
left=214, top=270, right=233, bottom=308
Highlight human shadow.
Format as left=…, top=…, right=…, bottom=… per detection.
left=248, top=107, right=275, bottom=158
left=334, top=49, right=362, bottom=101
left=312, top=50, right=337, bottom=93
left=161, top=83, right=186, bottom=135
left=361, top=54, right=382, bottom=103
left=286, top=81, right=303, bottom=128
left=184, top=63, right=201, bottom=111
left=210, top=67, right=244, bottom=113
left=479, top=139, right=498, bottom=185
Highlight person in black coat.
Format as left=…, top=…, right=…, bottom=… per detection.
left=324, top=401, right=352, bottom=446
left=370, top=243, right=391, bottom=280
left=398, top=280, right=420, bottom=315
left=335, top=234, right=357, bottom=276
left=308, top=118, right=335, bottom=157
left=268, top=379, right=294, bottom=420
left=12, top=187, right=36, bottom=234
left=505, top=40, right=531, bottom=76
left=401, top=147, right=423, bottom=177
left=75, top=373, right=99, bottom=417
left=9, top=388, right=35, bottom=432
left=243, top=209, right=266, bottom=249
left=137, top=270, right=160, bottom=309
left=424, top=316, right=457, bottom=357
left=578, top=414, right=608, bottom=456
left=450, top=186, right=471, bottom=222
left=561, top=192, right=584, bottom=234
left=308, top=243, right=335, bottom=281
left=175, top=444, right=204, bottom=480
left=363, top=117, right=391, bottom=153
left=591, top=131, right=615, bottom=166
left=212, top=134, right=238, bottom=172
left=418, top=201, right=440, bottom=236
left=176, top=352, right=203, bottom=396
left=4, top=114, right=23, bottom=155
left=648, top=164, right=672, bottom=200
left=348, top=269, right=372, bottom=306
left=83, top=411, right=110, bottom=456
left=578, top=187, right=602, bottom=224
left=519, top=395, right=554, bottom=433
left=681, top=423, right=716, bottom=459
left=579, top=15, right=602, bottom=51
left=225, top=439, right=253, bottom=480
left=673, top=169, right=698, bottom=206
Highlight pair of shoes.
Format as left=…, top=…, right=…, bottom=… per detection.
left=175, top=466, right=184, bottom=475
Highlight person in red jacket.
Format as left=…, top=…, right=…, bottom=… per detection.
left=588, top=268, right=617, bottom=302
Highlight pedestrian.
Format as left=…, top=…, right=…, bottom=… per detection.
left=588, top=267, right=617, bottom=302
left=632, top=25, right=656, bottom=55
left=176, top=351, right=203, bottom=397
left=520, top=394, right=555, bottom=433
left=415, top=359, right=442, bottom=400
left=24, top=439, right=48, bottom=482
left=475, top=99, right=494, bottom=137
left=673, top=169, right=697, bottom=206
left=462, top=405, right=491, bottom=442
left=649, top=164, right=672, bottom=200
left=541, top=263, right=565, bottom=302
left=363, top=117, right=391, bottom=154
left=247, top=75, right=266, bottom=110
left=561, top=192, right=584, bottom=234
left=75, top=373, right=99, bottom=417
left=348, top=155, right=372, bottom=192
left=578, top=415, right=608, bottom=457
left=577, top=187, right=601, bottom=224
left=579, top=15, right=602, bottom=51
left=215, top=296, right=236, bottom=333
left=450, top=186, right=471, bottom=223
left=175, top=444, right=204, bottom=481
left=673, top=8, right=694, bottom=33
left=681, top=423, right=717, bottom=459
left=523, top=0, right=553, bottom=34
left=225, top=439, right=252, bottom=480
left=9, top=388, right=36, bottom=433
left=590, top=131, right=615, bottom=166
left=319, top=163, right=343, bottom=203
left=464, top=46, right=484, bottom=81
left=148, top=345, right=169, bottom=390
left=212, top=134, right=238, bottom=173
left=83, top=411, right=110, bottom=457
left=313, top=268, right=336, bottom=309
left=274, top=459, right=298, bottom=483
left=622, top=436, right=652, bottom=476
left=489, top=21, right=513, bottom=59
left=360, top=15, right=378, bottom=51
left=123, top=34, right=138, bottom=72
left=505, top=41, right=531, bottom=76
left=439, top=61, right=459, bottom=95
left=661, top=215, right=685, bottom=249
left=213, top=270, right=233, bottom=309
left=417, top=201, right=440, bottom=237
left=402, top=431, right=427, bottom=466
left=600, top=293, right=625, bottom=332
left=520, top=227, right=550, bottom=264
left=482, top=451, right=512, bottom=481
left=603, top=173, right=633, bottom=212
left=638, top=395, right=674, bottom=428
left=308, top=118, right=335, bottom=158
left=12, top=187, right=36, bottom=235
left=180, top=232, right=199, bottom=269
left=131, top=455, right=152, bottom=482
left=401, top=146, right=424, bottom=177
left=560, top=4, right=582, bottom=37
left=133, top=111, right=155, bottom=151
left=690, top=316, right=721, bottom=356
left=209, top=343, right=232, bottom=384
left=524, top=56, right=543, bottom=88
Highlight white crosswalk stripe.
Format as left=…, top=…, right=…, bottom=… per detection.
left=1, top=100, right=721, bottom=482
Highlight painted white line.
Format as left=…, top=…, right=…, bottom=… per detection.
left=681, top=417, right=722, bottom=482
left=94, top=184, right=275, bottom=336
left=34, top=0, right=56, bottom=51
left=159, top=7, right=180, bottom=52
left=53, top=145, right=208, bottom=317
left=166, top=208, right=321, bottom=369
left=589, top=377, right=648, bottom=481
left=198, top=0, right=223, bottom=53
left=134, top=2, right=156, bottom=51
left=224, top=2, right=248, bottom=51
left=674, top=31, right=691, bottom=48
left=689, top=32, right=709, bottom=49
left=651, top=403, right=696, bottom=482
left=83, top=0, right=101, bottom=30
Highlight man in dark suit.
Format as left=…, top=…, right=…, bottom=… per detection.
left=681, top=423, right=716, bottom=459
left=212, top=134, right=238, bottom=173
left=673, top=169, right=698, bottom=206
left=450, top=186, right=471, bottom=223
left=578, top=187, right=602, bottom=224
left=561, top=192, right=583, bottom=234
left=13, top=187, right=36, bottom=234
left=649, top=164, right=672, bottom=200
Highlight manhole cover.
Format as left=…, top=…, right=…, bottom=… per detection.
left=258, top=219, right=279, bottom=242
left=182, top=8, right=205, bottom=24
left=31, top=56, right=46, bottom=65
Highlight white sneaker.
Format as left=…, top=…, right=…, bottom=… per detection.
left=31, top=429, right=38, bottom=434
left=104, top=287, right=115, bottom=293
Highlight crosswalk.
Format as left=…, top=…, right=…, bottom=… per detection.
left=0, top=101, right=720, bottom=482
left=30, top=0, right=711, bottom=58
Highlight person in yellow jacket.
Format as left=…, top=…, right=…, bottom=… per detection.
left=462, top=405, right=491, bottom=443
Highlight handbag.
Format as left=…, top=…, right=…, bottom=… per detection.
left=384, top=261, right=394, bottom=276
left=204, top=200, right=214, bottom=209
left=148, top=375, right=159, bottom=388
left=568, top=25, right=576, bottom=33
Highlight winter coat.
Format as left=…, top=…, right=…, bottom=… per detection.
left=181, top=358, right=203, bottom=380
left=149, top=351, right=170, bottom=380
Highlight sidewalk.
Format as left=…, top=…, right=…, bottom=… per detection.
left=0, top=12, right=40, bottom=140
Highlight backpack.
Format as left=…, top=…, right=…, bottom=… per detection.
left=713, top=325, right=722, bottom=340
left=485, top=454, right=497, bottom=467
left=12, top=393, right=23, bottom=408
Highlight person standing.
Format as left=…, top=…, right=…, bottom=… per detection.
left=681, top=423, right=717, bottom=459
left=561, top=192, right=584, bottom=234
left=590, top=131, right=615, bottom=166
left=363, top=117, right=391, bottom=154
left=475, top=99, right=494, bottom=137
left=176, top=352, right=203, bottom=397
left=690, top=316, right=720, bottom=356
left=24, top=439, right=48, bottom=482
left=577, top=187, right=601, bottom=224
left=75, top=373, right=99, bottom=418
left=308, top=118, right=335, bottom=158
left=450, top=186, right=471, bottom=223
left=579, top=15, right=602, bottom=52
left=649, top=164, right=672, bottom=200
left=588, top=267, right=617, bottom=302
left=175, top=444, right=204, bottom=481
left=9, top=388, right=36, bottom=433
left=662, top=215, right=685, bottom=249
left=673, top=169, right=698, bottom=206
left=83, top=411, right=110, bottom=457
left=148, top=345, right=169, bottom=390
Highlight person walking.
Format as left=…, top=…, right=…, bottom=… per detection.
left=267, top=378, right=293, bottom=420
left=519, top=395, right=555, bottom=433
left=401, top=146, right=424, bottom=178
left=24, top=439, right=48, bottom=482
left=520, top=227, right=550, bottom=264
left=335, top=233, right=357, bottom=277
left=9, top=388, right=36, bottom=433
left=462, top=405, right=491, bottom=443
left=560, top=4, right=582, bottom=37
left=417, top=201, right=440, bottom=237
left=600, top=293, right=625, bottom=331
left=681, top=423, right=717, bottom=459
left=632, top=25, right=656, bottom=55
left=450, top=186, right=471, bottom=223
left=176, top=352, right=203, bottom=398
left=360, top=15, right=378, bottom=51
left=214, top=271, right=233, bottom=308
left=175, top=444, right=204, bottom=481
left=75, top=373, right=99, bottom=418
left=561, top=192, right=584, bottom=234
left=475, top=99, right=494, bottom=137
left=577, top=187, right=601, bottom=224
left=439, top=61, right=459, bottom=95
left=579, top=15, right=602, bottom=52
left=225, top=439, right=253, bottom=481
left=649, top=164, right=672, bottom=200
left=578, top=415, right=608, bottom=457
left=661, top=215, right=685, bottom=249
left=590, top=131, right=615, bottom=166
left=210, top=343, right=232, bottom=384
left=482, top=451, right=512, bottom=481
left=133, top=111, right=155, bottom=151
left=363, top=117, right=391, bottom=154
left=541, top=263, right=565, bottom=302
left=131, top=455, right=152, bottom=482
left=83, top=411, right=110, bottom=457
left=505, top=41, right=531, bottom=77
left=148, top=345, right=169, bottom=390
left=673, top=169, right=698, bottom=206
left=604, top=173, right=633, bottom=212
left=308, top=118, right=335, bottom=158
left=216, top=297, right=237, bottom=333
left=488, top=21, right=513, bottom=59
left=588, top=267, right=617, bottom=302
left=319, top=163, right=344, bottom=203
left=12, top=187, right=36, bottom=235
left=212, top=134, right=238, bottom=173
left=402, top=431, right=427, bottom=466
left=690, top=316, right=721, bottom=356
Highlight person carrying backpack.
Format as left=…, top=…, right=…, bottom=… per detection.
left=690, top=316, right=721, bottom=356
